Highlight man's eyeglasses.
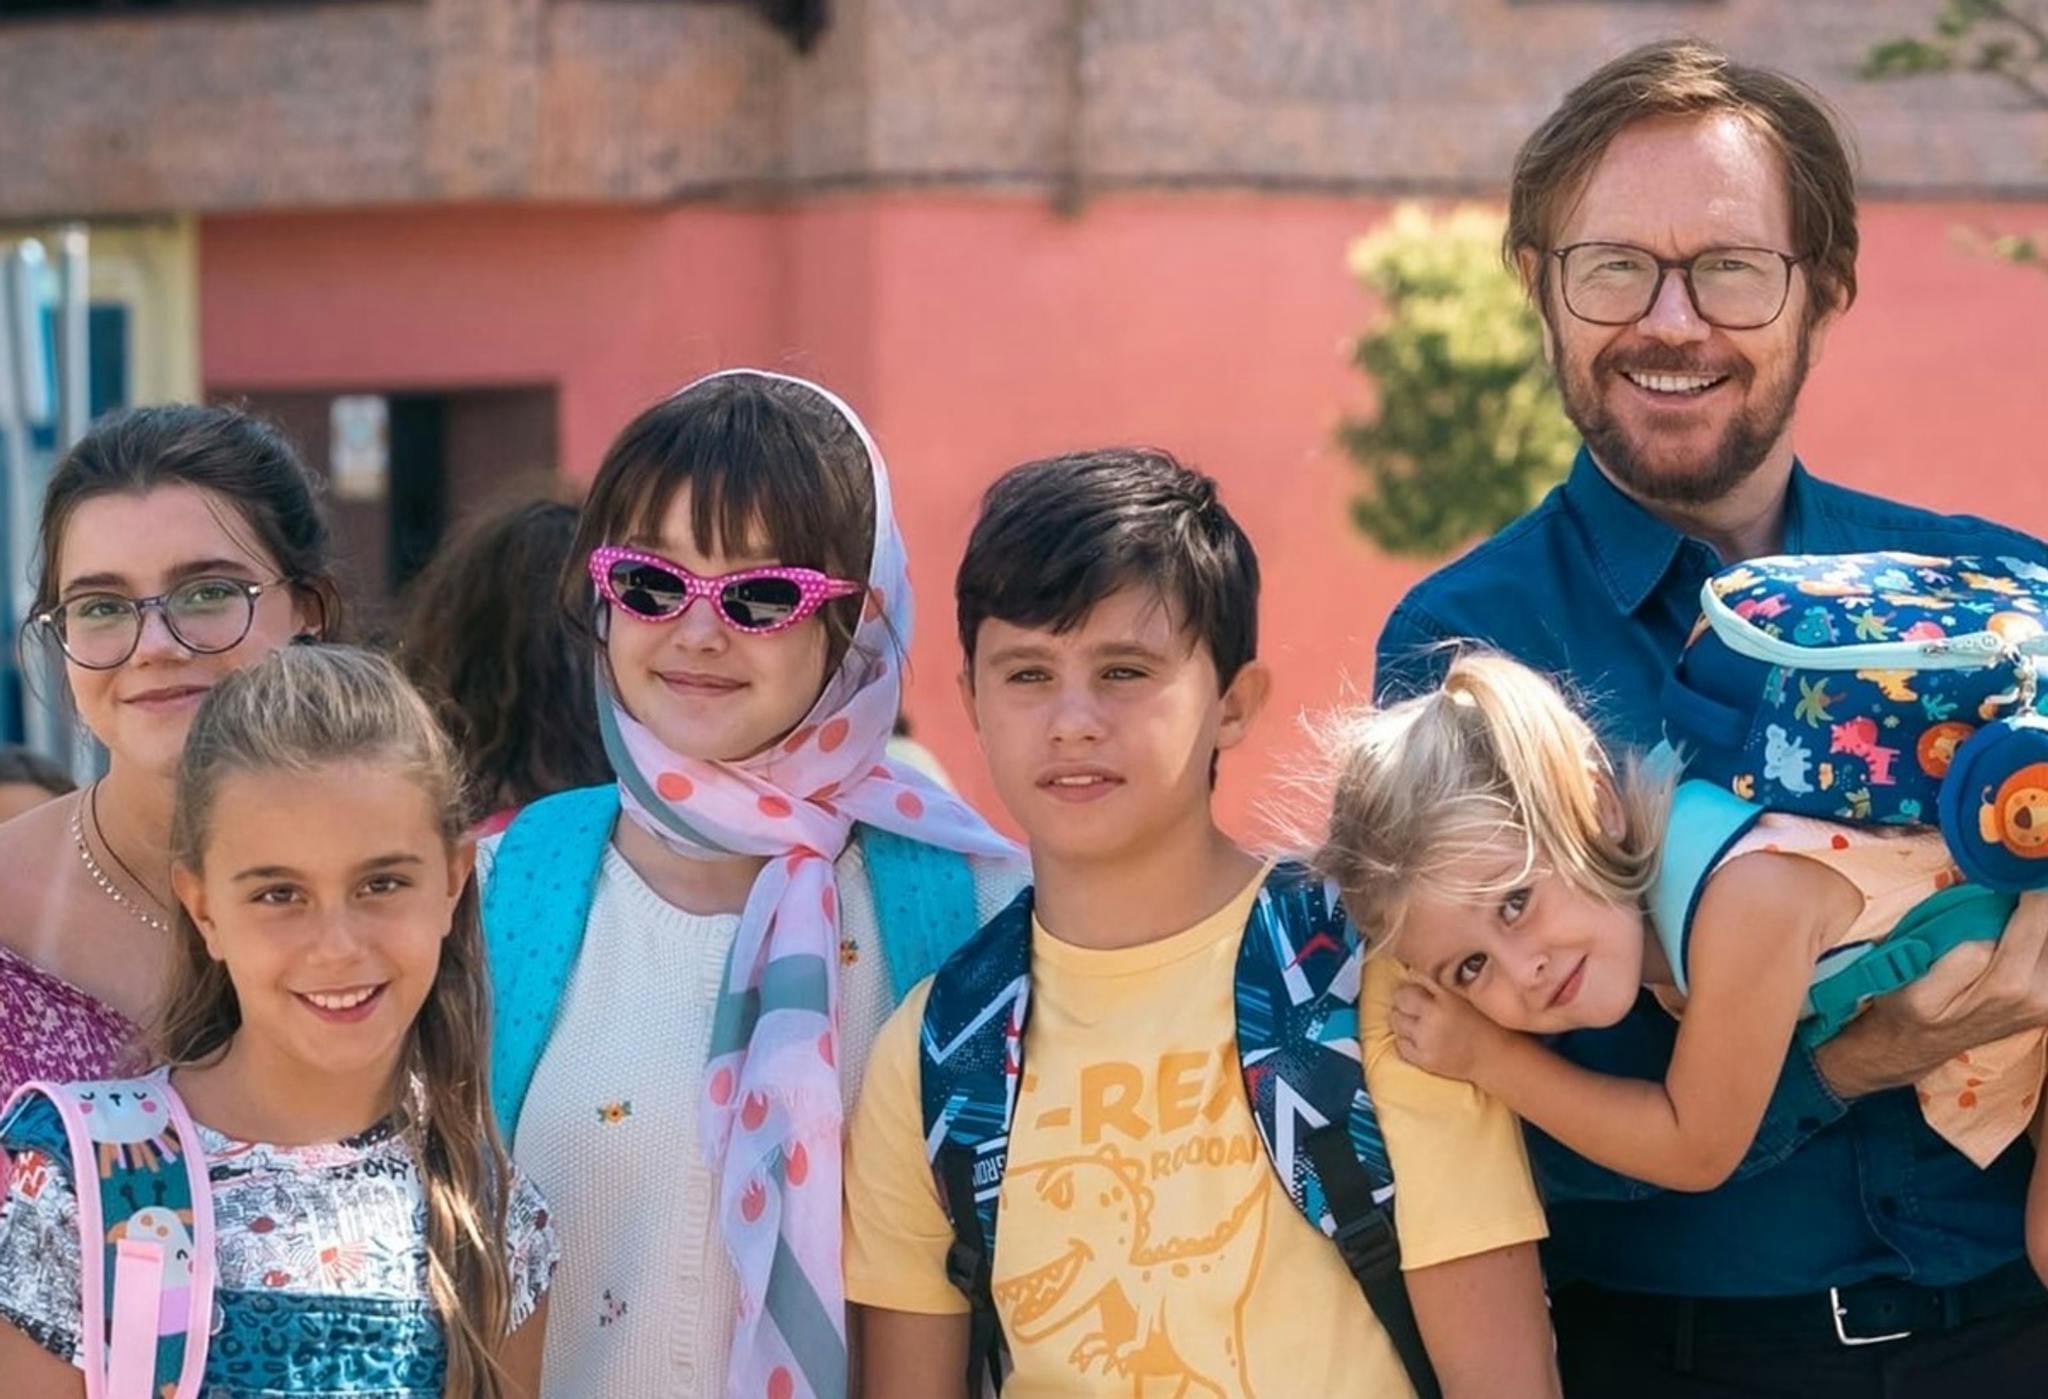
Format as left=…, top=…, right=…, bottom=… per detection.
left=1552, top=242, right=1805, bottom=330
left=589, top=545, right=864, bottom=636
left=35, top=577, right=286, bottom=670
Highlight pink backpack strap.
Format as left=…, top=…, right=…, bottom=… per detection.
left=105, top=1242, right=163, bottom=1398
left=159, top=1084, right=215, bottom=1399
left=1, top=1077, right=215, bottom=1399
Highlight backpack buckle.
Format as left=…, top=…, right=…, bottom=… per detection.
left=1330, top=1202, right=1400, bottom=1280
left=944, top=1237, right=985, bottom=1296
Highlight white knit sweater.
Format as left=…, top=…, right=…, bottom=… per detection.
left=479, top=834, right=1021, bottom=1399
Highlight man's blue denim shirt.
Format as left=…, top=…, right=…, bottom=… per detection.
left=1375, top=446, right=2048, bottom=1297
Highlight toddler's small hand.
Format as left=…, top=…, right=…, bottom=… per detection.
left=1390, top=978, right=1498, bottom=1081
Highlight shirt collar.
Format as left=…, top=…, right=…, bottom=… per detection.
left=1562, top=446, right=1686, bottom=615
left=1781, top=460, right=1851, bottom=554
left=1563, top=444, right=1835, bottom=614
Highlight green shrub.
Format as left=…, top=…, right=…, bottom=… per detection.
left=1339, top=204, right=1577, bottom=557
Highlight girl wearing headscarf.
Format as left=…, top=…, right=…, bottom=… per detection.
left=478, top=370, right=1023, bottom=1399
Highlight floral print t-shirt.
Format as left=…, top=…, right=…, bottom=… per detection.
left=0, top=1084, right=558, bottom=1397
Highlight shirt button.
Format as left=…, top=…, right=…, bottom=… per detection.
left=1878, top=1196, right=1901, bottom=1217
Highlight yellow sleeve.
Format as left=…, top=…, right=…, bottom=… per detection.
left=844, top=979, right=971, bottom=1315
left=1360, top=956, right=1549, bottom=1271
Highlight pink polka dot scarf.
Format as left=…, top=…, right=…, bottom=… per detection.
left=597, top=369, right=1018, bottom=1399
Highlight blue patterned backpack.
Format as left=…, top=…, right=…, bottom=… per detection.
left=0, top=1075, right=215, bottom=1399
left=1665, top=551, right=2048, bottom=891
left=917, top=862, right=1437, bottom=1399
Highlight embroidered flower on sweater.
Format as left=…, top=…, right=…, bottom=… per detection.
left=599, top=1289, right=627, bottom=1326
left=839, top=934, right=859, bottom=966
left=597, top=1101, right=633, bottom=1125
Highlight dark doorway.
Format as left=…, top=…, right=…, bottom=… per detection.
left=214, top=385, right=559, bottom=636
left=388, top=396, right=447, bottom=592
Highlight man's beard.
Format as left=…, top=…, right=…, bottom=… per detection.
left=1553, top=322, right=1813, bottom=508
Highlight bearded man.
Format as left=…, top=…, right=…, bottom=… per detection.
left=1376, top=39, right=2048, bottom=1399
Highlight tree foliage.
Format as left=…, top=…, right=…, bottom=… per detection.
left=1339, top=204, right=1577, bottom=557
left=1863, top=0, right=2048, bottom=108
left=1863, top=0, right=2047, bottom=271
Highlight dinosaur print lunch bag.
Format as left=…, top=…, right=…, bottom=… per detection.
left=1665, top=550, right=2048, bottom=892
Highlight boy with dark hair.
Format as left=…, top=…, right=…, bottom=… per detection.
left=845, top=447, right=1559, bottom=1398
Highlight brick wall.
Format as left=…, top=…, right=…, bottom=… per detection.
left=2, top=0, right=2043, bottom=218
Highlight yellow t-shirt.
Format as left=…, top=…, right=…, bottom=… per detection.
left=845, top=864, right=1548, bottom=1399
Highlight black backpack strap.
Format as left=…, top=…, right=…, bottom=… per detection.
left=937, top=1143, right=1007, bottom=1394
left=1306, top=1126, right=1440, bottom=1399
left=919, top=887, right=1036, bottom=1395
left=1236, top=863, right=1441, bottom=1399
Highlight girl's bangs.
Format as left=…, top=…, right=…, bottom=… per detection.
left=1413, top=820, right=1545, bottom=907
left=598, top=383, right=870, bottom=582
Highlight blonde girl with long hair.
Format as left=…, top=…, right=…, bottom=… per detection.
left=1318, top=651, right=2048, bottom=1279
left=0, top=645, right=557, bottom=1398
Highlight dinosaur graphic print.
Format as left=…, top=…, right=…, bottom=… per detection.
left=990, top=1043, right=1281, bottom=1398
left=993, top=1144, right=1270, bottom=1396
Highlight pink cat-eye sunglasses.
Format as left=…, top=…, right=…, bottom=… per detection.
left=588, top=545, right=865, bottom=636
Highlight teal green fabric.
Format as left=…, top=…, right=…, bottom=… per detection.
left=860, top=825, right=978, bottom=998
left=1800, top=883, right=2017, bottom=1047
left=205, top=1292, right=443, bottom=1396
left=483, top=786, right=620, bottom=1139
left=482, top=786, right=977, bottom=1141
left=1649, top=780, right=1765, bottom=998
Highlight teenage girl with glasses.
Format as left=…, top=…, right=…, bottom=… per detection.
left=478, top=370, right=1024, bottom=1399
left=0, top=404, right=340, bottom=1104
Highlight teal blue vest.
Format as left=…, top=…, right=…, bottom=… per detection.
left=480, top=785, right=979, bottom=1138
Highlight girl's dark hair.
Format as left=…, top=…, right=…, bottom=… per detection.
left=160, top=645, right=514, bottom=1399
left=401, top=497, right=610, bottom=818
left=29, top=404, right=342, bottom=646
left=956, top=447, right=1260, bottom=686
left=564, top=373, right=877, bottom=664
left=0, top=744, right=74, bottom=796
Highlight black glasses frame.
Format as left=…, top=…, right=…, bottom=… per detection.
left=1551, top=242, right=1805, bottom=330
left=34, top=577, right=287, bottom=670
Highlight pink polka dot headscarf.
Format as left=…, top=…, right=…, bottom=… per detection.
left=597, top=369, right=1018, bottom=1399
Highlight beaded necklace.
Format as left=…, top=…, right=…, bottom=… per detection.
left=69, top=783, right=171, bottom=935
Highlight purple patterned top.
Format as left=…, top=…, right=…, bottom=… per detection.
left=0, top=944, right=137, bottom=1104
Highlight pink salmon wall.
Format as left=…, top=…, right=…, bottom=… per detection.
left=200, top=205, right=791, bottom=485
left=201, top=194, right=2048, bottom=841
